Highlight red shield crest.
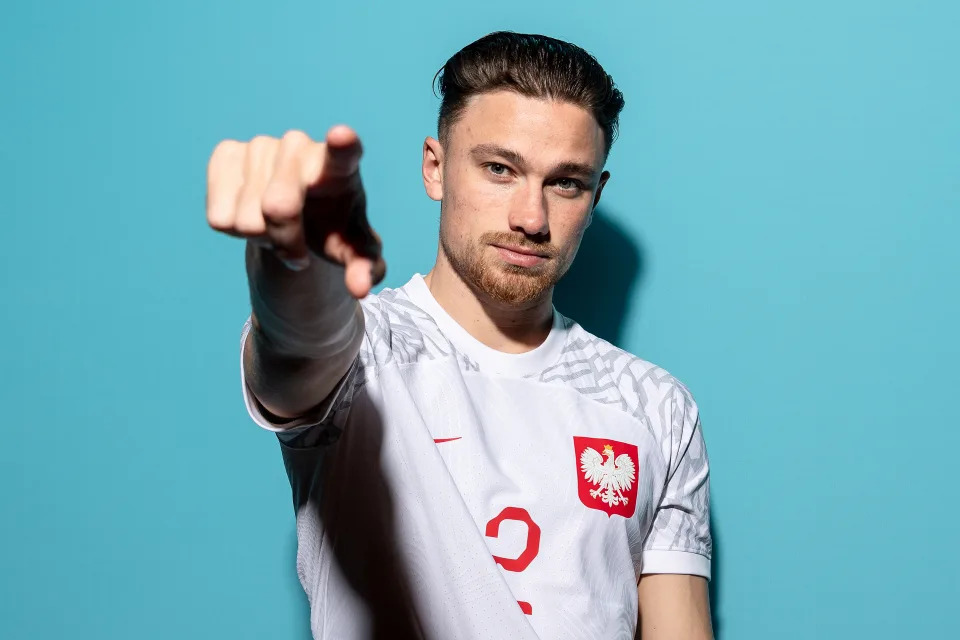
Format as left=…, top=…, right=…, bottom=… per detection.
left=573, top=436, right=639, bottom=518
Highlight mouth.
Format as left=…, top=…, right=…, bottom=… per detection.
left=491, top=243, right=550, bottom=268
left=493, top=243, right=548, bottom=257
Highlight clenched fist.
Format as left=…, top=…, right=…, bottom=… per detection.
left=206, top=125, right=385, bottom=298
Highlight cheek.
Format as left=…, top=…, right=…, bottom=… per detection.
left=446, top=169, right=509, bottom=226
left=440, top=181, right=482, bottom=249
left=460, top=171, right=510, bottom=209
left=551, top=204, right=593, bottom=249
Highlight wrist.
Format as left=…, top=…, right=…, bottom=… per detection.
left=245, top=243, right=361, bottom=358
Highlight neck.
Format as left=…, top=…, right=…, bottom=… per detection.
left=424, top=251, right=555, bottom=354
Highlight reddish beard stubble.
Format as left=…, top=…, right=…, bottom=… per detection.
left=441, top=229, right=568, bottom=305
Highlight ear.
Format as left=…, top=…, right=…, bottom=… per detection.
left=586, top=170, right=611, bottom=228
left=422, top=136, right=444, bottom=201
left=593, top=170, right=610, bottom=210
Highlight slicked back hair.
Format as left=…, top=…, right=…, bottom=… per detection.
left=434, top=32, right=625, bottom=157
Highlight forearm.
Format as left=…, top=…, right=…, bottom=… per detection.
left=244, top=243, right=364, bottom=418
left=637, top=575, right=713, bottom=640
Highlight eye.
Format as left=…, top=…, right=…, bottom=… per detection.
left=554, top=178, right=584, bottom=193
left=486, top=163, right=510, bottom=176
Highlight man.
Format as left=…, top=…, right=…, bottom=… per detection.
left=207, top=31, right=712, bottom=640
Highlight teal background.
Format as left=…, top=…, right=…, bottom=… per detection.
left=2, top=1, right=957, bottom=638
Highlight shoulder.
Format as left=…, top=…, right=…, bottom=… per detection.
left=355, top=282, right=451, bottom=368
left=544, top=315, right=698, bottom=428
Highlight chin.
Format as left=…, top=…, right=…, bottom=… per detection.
left=442, top=233, right=562, bottom=306
left=474, top=261, right=556, bottom=306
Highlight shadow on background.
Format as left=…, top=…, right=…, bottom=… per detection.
left=553, top=208, right=644, bottom=345
left=555, top=208, right=724, bottom=639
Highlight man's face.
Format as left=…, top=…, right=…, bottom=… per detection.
left=423, top=90, right=609, bottom=306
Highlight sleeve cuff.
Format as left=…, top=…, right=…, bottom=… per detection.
left=641, top=550, right=711, bottom=580
left=239, top=318, right=331, bottom=434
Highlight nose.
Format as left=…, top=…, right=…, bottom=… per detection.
left=508, top=186, right=549, bottom=238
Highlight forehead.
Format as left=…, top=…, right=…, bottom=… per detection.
left=447, top=90, right=606, bottom=166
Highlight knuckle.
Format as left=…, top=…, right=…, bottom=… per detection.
left=232, top=187, right=267, bottom=235
left=206, top=192, right=234, bottom=230
left=247, top=135, right=277, bottom=156
left=209, top=139, right=242, bottom=173
left=207, top=207, right=240, bottom=235
left=234, top=213, right=267, bottom=236
left=261, top=184, right=303, bottom=219
left=212, top=138, right=242, bottom=158
left=207, top=214, right=234, bottom=233
left=282, top=129, right=310, bottom=146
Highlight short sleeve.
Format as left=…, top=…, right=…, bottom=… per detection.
left=239, top=317, right=361, bottom=448
left=641, top=383, right=712, bottom=579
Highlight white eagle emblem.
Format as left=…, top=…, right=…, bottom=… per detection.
left=580, top=444, right=636, bottom=507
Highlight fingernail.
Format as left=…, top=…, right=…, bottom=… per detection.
left=281, top=255, right=311, bottom=271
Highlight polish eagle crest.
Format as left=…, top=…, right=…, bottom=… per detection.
left=574, top=437, right=640, bottom=517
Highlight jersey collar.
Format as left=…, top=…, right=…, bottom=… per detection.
left=403, top=273, right=568, bottom=377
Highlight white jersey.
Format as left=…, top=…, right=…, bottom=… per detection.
left=240, top=274, right=711, bottom=640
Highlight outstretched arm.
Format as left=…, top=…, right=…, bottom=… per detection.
left=207, top=126, right=385, bottom=419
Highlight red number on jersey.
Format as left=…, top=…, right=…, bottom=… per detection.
left=485, top=506, right=541, bottom=615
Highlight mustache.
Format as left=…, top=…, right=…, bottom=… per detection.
left=480, top=232, right=557, bottom=257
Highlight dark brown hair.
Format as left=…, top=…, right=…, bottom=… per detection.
left=434, top=31, right=625, bottom=156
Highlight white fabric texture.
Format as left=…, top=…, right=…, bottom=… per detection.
left=239, top=273, right=711, bottom=640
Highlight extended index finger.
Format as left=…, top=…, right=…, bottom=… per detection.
left=321, top=124, right=363, bottom=179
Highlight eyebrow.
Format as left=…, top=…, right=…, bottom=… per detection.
left=469, top=143, right=598, bottom=181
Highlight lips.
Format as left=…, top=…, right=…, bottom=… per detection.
left=493, top=243, right=549, bottom=258
left=493, top=244, right=550, bottom=267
